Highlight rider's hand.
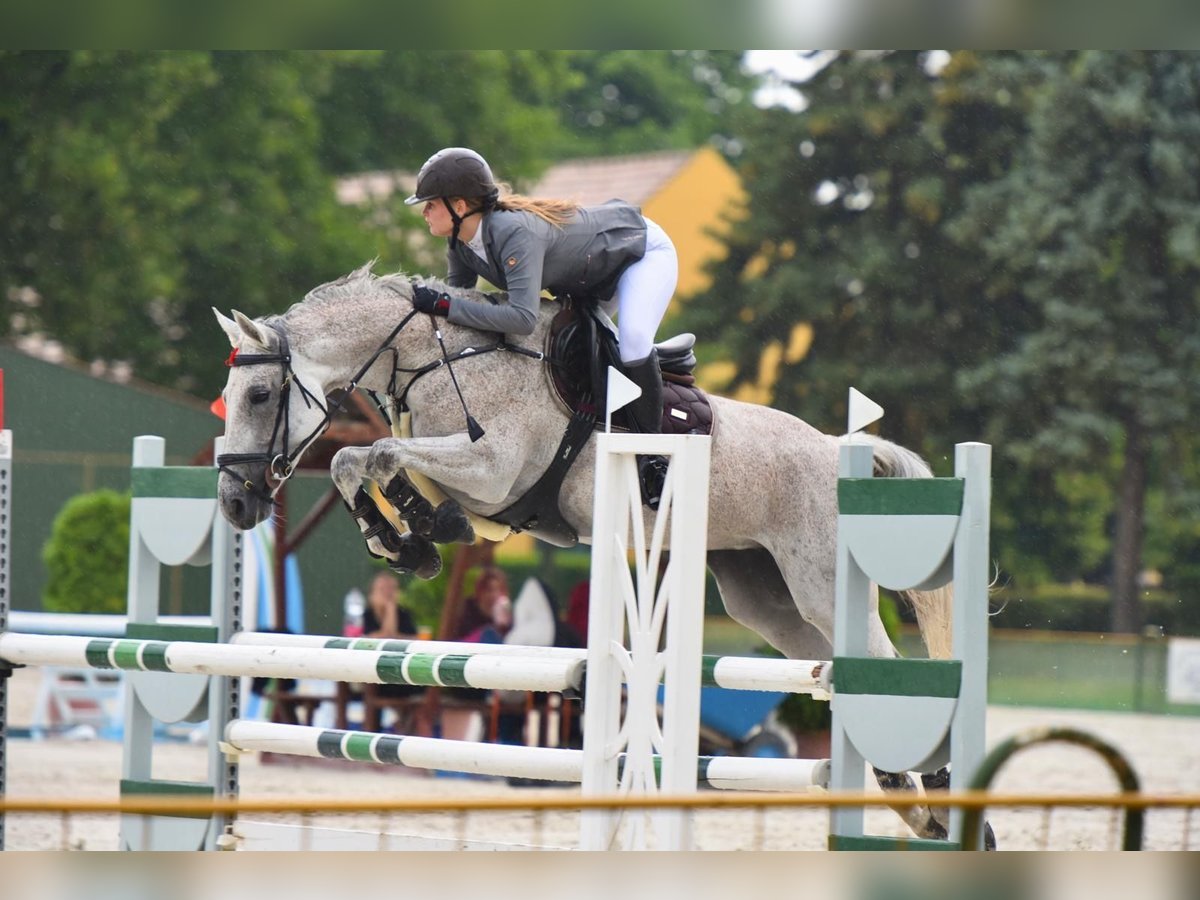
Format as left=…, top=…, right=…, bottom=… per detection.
left=412, top=285, right=451, bottom=317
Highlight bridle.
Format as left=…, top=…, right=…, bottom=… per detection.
left=216, top=308, right=421, bottom=502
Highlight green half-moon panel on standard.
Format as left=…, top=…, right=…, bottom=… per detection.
left=132, top=496, right=217, bottom=566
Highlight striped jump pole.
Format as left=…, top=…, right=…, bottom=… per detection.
left=222, top=720, right=831, bottom=793
left=228, top=631, right=832, bottom=698
left=0, top=633, right=585, bottom=694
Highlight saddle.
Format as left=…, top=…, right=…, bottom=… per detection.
left=546, top=301, right=716, bottom=436
left=490, top=299, right=716, bottom=549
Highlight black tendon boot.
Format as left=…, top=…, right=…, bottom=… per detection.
left=623, top=350, right=668, bottom=509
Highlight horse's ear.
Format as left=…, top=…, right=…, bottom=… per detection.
left=231, top=310, right=270, bottom=350
left=213, top=308, right=241, bottom=347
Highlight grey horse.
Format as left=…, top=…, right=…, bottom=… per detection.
left=213, top=263, right=960, bottom=842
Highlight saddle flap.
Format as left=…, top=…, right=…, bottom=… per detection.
left=546, top=302, right=715, bottom=438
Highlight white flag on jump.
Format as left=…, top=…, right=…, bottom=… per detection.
left=847, top=387, right=884, bottom=435
left=606, top=366, right=642, bottom=433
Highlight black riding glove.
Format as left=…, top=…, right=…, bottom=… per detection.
left=412, top=285, right=452, bottom=317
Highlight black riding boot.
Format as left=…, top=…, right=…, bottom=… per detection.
left=623, top=350, right=668, bottom=509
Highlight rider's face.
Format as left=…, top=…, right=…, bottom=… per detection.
left=423, top=198, right=462, bottom=238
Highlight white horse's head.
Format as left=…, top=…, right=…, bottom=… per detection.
left=212, top=308, right=333, bottom=529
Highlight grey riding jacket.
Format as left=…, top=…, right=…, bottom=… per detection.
left=444, top=200, right=647, bottom=335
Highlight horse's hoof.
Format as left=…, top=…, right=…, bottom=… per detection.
left=411, top=550, right=442, bottom=580
left=386, top=533, right=442, bottom=579
left=430, top=500, right=475, bottom=544
left=389, top=553, right=442, bottom=580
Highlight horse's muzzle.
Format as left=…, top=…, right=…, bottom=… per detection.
left=217, top=472, right=275, bottom=530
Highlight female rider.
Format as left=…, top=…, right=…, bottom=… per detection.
left=404, top=147, right=678, bottom=504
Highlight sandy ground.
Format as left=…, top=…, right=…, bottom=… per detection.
left=3, top=666, right=1199, bottom=851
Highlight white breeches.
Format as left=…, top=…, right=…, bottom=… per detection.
left=603, top=218, right=678, bottom=362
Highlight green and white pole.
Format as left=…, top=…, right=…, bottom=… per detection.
left=229, top=632, right=832, bottom=698
left=223, top=720, right=831, bottom=792
left=0, top=632, right=586, bottom=693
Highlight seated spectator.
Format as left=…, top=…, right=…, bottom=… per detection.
left=362, top=571, right=423, bottom=700
left=363, top=570, right=418, bottom=640
left=452, top=565, right=511, bottom=642
left=562, top=579, right=590, bottom=648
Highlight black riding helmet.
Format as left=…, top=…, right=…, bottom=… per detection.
left=405, top=148, right=500, bottom=249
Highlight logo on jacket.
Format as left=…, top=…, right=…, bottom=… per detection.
left=506, top=256, right=518, bottom=268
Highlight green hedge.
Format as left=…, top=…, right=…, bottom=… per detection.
left=42, top=490, right=131, bottom=614
left=884, top=580, right=1200, bottom=637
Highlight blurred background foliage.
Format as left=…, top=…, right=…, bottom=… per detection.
left=3, top=50, right=1199, bottom=635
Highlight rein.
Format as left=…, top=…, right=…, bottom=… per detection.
left=216, top=282, right=546, bottom=502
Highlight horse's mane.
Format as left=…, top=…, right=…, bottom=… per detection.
left=291, top=262, right=504, bottom=310
left=281, top=261, right=556, bottom=332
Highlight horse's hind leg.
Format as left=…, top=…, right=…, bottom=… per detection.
left=706, top=548, right=832, bottom=660
left=758, top=542, right=959, bottom=842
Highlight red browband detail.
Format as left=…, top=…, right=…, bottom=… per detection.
left=225, top=347, right=240, bottom=367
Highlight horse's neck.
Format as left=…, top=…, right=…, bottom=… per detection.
left=285, top=295, right=415, bottom=394
left=284, top=287, right=554, bottom=396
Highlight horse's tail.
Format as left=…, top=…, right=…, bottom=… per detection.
left=856, top=434, right=954, bottom=660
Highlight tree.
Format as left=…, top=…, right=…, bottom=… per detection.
left=953, top=51, right=1200, bottom=632
left=1, top=51, right=762, bottom=399
left=682, top=51, right=1139, bottom=608
left=545, top=50, right=754, bottom=160
left=313, top=50, right=756, bottom=175
left=686, top=53, right=1024, bottom=447
left=0, top=51, right=371, bottom=398
left=312, top=51, right=575, bottom=179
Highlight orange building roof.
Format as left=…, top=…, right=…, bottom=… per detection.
left=526, top=150, right=695, bottom=207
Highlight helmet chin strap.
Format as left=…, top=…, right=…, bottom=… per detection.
left=443, top=194, right=495, bottom=249
left=444, top=198, right=470, bottom=250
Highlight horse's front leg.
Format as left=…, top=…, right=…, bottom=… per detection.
left=375, top=469, right=475, bottom=545
left=330, top=446, right=443, bottom=579
left=361, top=433, right=522, bottom=506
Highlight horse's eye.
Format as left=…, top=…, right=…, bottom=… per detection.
left=249, top=388, right=271, bottom=405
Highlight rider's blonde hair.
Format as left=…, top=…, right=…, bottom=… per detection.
left=492, top=183, right=579, bottom=227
